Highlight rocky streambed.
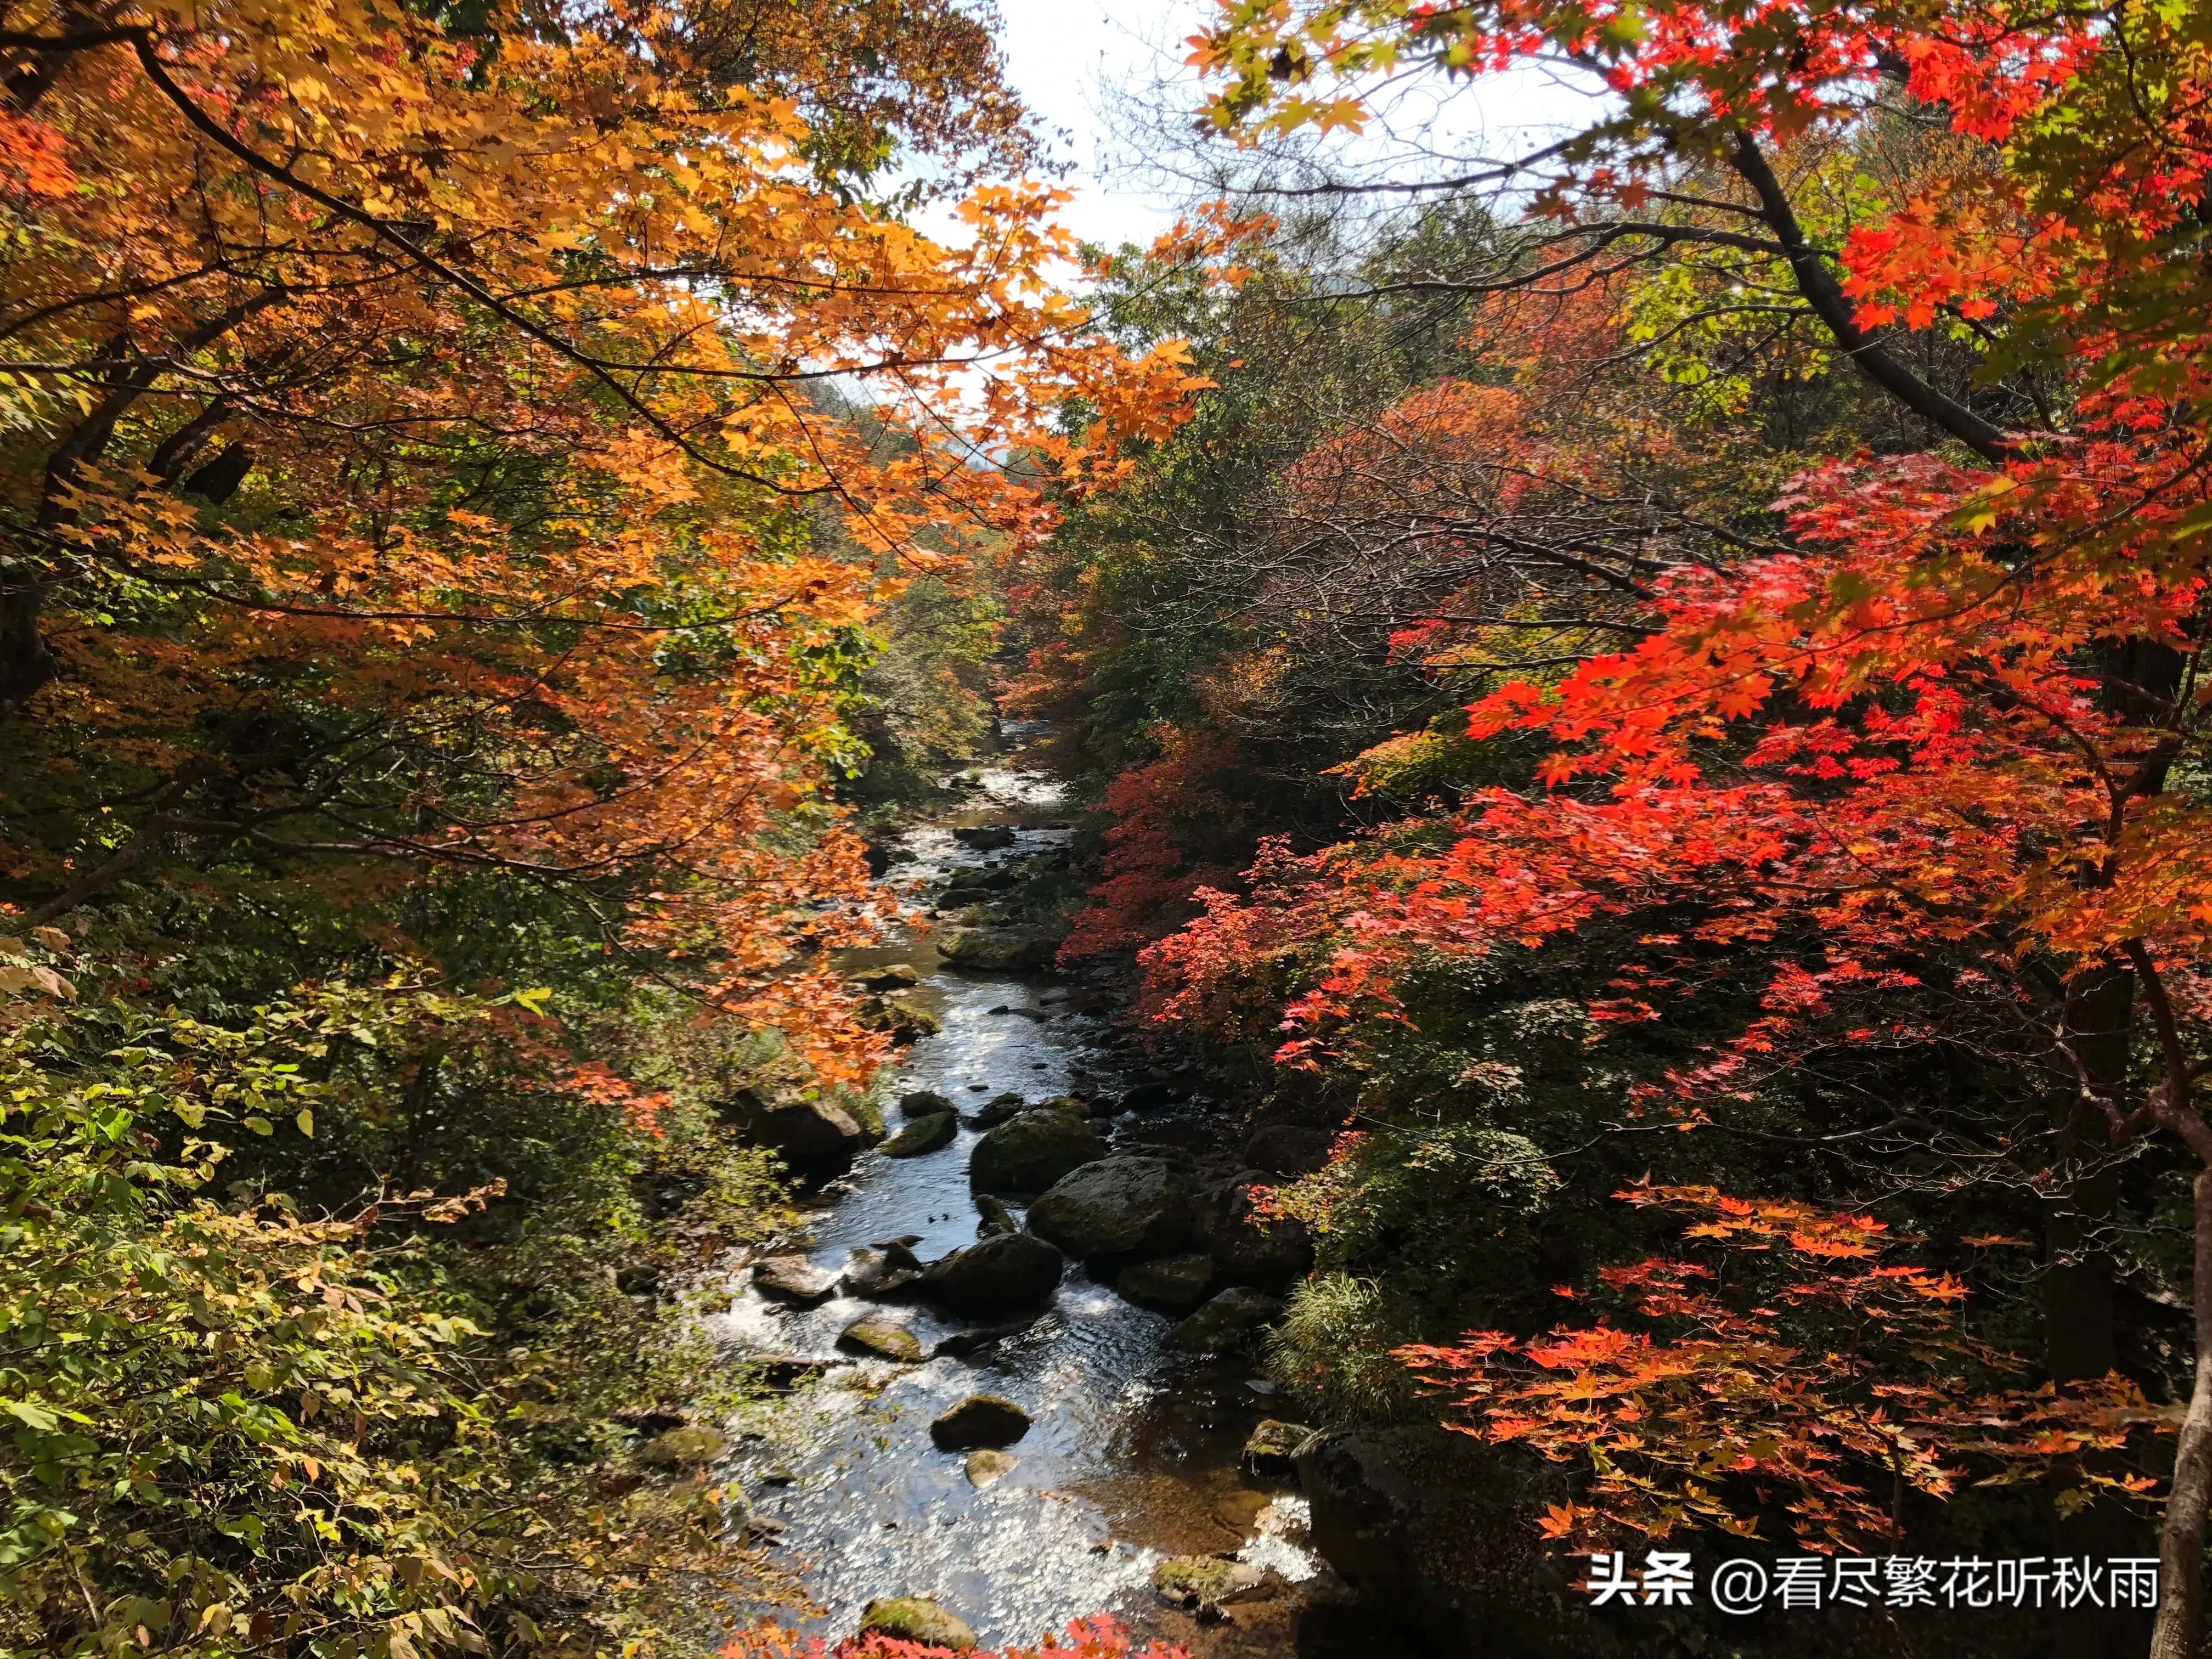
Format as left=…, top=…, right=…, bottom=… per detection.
left=697, top=752, right=1385, bottom=1656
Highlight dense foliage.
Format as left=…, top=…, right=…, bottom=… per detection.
left=0, top=2, right=1192, bottom=1654
left=1010, top=0, right=2212, bottom=1654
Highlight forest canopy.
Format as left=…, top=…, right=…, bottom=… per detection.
left=18, top=0, right=2212, bottom=1655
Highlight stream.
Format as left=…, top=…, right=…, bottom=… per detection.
left=708, top=749, right=1335, bottom=1655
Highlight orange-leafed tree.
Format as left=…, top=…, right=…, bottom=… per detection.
left=0, top=0, right=1205, bottom=1074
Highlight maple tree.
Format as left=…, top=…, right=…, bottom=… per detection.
left=0, top=3, right=1211, bottom=1655
left=0, top=0, right=1204, bottom=1079
left=1103, top=1, right=2212, bottom=1653
left=1400, top=1183, right=2159, bottom=1550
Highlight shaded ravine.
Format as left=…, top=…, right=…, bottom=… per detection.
left=709, top=752, right=1325, bottom=1654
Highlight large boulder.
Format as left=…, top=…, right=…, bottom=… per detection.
left=1115, top=1252, right=1215, bottom=1314
left=936, top=924, right=1061, bottom=971
left=859, top=1598, right=976, bottom=1651
left=1295, top=1427, right=1585, bottom=1648
left=929, top=1393, right=1031, bottom=1450
left=969, top=1112, right=1107, bottom=1195
left=1025, top=1158, right=1188, bottom=1267
left=880, top=1112, right=957, bottom=1158
left=952, top=825, right=1018, bottom=850
left=741, top=1096, right=864, bottom=1172
left=918, top=1230, right=1064, bottom=1316
left=1116, top=1080, right=1188, bottom=1113
left=1161, top=1286, right=1279, bottom=1355
left=1194, top=1172, right=1314, bottom=1292
left=899, top=1088, right=955, bottom=1116
left=944, top=865, right=1015, bottom=895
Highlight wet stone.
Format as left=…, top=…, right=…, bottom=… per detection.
left=837, top=1318, right=923, bottom=1363
left=973, top=1193, right=1018, bottom=1237
left=752, top=1254, right=838, bottom=1305
left=1116, top=1251, right=1216, bottom=1314
left=879, top=1111, right=956, bottom=1158
left=1153, top=1555, right=1267, bottom=1618
left=961, top=1090, right=1029, bottom=1129
left=898, top=1088, right=955, bottom=1116
left=918, top=1230, right=1064, bottom=1317
left=964, top=1448, right=1018, bottom=1488
left=1163, top=1288, right=1282, bottom=1356
left=854, top=963, right=921, bottom=990
left=929, top=1393, right=1033, bottom=1451
left=839, top=1246, right=924, bottom=1296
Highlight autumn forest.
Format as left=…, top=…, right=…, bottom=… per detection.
left=7, top=0, right=2212, bottom=1656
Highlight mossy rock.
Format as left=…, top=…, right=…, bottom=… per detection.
left=928, top=1392, right=1032, bottom=1451
left=1241, top=1418, right=1316, bottom=1479
left=1026, top=1158, right=1188, bottom=1266
left=935, top=925, right=1060, bottom=970
left=862, top=994, right=940, bottom=1044
left=1162, top=1287, right=1281, bottom=1355
left=637, top=1426, right=730, bottom=1467
left=962, top=1091, right=1028, bottom=1129
left=838, top=1319, right=923, bottom=1363
left=1153, top=1555, right=1265, bottom=1617
left=881, top=1111, right=957, bottom=1158
left=859, top=1598, right=977, bottom=1651
left=900, top=1088, right=956, bottom=1116
left=855, top=963, right=922, bottom=990
left=964, top=1448, right=1018, bottom=1488
left=969, top=1111, right=1107, bottom=1196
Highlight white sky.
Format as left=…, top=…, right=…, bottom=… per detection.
left=988, top=0, right=1613, bottom=252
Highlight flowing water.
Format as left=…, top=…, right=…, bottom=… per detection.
left=708, top=753, right=1327, bottom=1654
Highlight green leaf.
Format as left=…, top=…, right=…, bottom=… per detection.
left=295, top=1109, right=313, bottom=1138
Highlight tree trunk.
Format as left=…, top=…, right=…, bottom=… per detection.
left=0, top=571, right=55, bottom=714
left=2047, top=961, right=2154, bottom=1657
left=2051, top=961, right=2135, bottom=1383
left=2150, top=1167, right=2212, bottom=1659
